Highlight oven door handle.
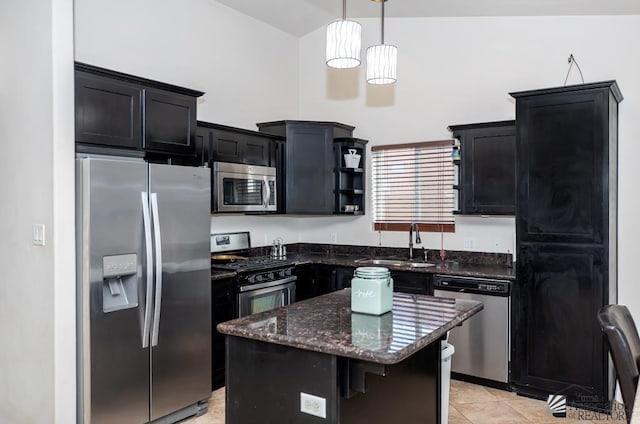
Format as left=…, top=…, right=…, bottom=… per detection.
left=239, top=276, right=297, bottom=293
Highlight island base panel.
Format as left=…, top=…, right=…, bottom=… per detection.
left=226, top=336, right=340, bottom=423
left=340, top=343, right=440, bottom=424
left=226, top=336, right=441, bottom=423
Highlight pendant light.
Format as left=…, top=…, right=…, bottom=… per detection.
left=366, top=0, right=397, bottom=85
left=326, top=0, right=362, bottom=69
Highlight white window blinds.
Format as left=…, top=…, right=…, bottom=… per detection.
left=371, top=140, right=455, bottom=232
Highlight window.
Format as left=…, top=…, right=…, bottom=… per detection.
left=371, top=140, right=455, bottom=232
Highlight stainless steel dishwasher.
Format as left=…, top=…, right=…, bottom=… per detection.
left=434, top=274, right=511, bottom=384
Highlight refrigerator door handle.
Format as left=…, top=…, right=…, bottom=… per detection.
left=141, top=192, right=154, bottom=348
left=150, top=192, right=163, bottom=347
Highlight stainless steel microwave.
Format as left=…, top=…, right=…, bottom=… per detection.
left=213, top=162, right=277, bottom=213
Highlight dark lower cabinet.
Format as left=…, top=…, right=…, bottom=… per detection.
left=513, top=245, right=607, bottom=399
left=295, top=265, right=355, bottom=300
left=294, top=265, right=316, bottom=302
left=212, top=277, right=235, bottom=390
left=511, top=81, right=621, bottom=409
left=392, top=271, right=433, bottom=295
left=74, top=62, right=203, bottom=157
left=295, top=265, right=433, bottom=300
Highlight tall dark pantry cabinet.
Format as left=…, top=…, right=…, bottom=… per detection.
left=511, top=81, right=622, bottom=409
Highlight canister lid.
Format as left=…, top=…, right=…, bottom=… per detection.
left=354, top=267, right=390, bottom=279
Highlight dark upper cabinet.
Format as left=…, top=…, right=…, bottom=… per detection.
left=334, top=138, right=368, bottom=215
left=74, top=62, right=203, bottom=157
left=511, top=81, right=622, bottom=408
left=195, top=122, right=279, bottom=167
left=75, top=72, right=142, bottom=149
left=257, top=120, right=355, bottom=214
left=448, top=121, right=516, bottom=215
left=144, top=88, right=196, bottom=155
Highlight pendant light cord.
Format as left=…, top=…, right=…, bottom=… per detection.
left=342, top=0, right=346, bottom=20
left=564, top=54, right=584, bottom=86
left=381, top=1, right=385, bottom=44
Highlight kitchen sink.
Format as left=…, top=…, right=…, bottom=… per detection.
left=353, top=258, right=435, bottom=268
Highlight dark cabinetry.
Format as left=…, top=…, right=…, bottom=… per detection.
left=448, top=121, right=516, bottom=215
left=74, top=62, right=202, bottom=156
left=334, top=138, right=368, bottom=215
left=511, top=81, right=622, bottom=408
left=295, top=265, right=433, bottom=301
left=257, top=121, right=355, bottom=214
left=212, top=277, right=235, bottom=390
left=295, top=264, right=354, bottom=301
left=392, top=271, right=433, bottom=295
left=191, top=122, right=280, bottom=167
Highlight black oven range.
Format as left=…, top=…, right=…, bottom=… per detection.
left=211, top=232, right=296, bottom=318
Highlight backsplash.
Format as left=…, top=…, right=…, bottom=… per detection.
left=247, top=243, right=513, bottom=267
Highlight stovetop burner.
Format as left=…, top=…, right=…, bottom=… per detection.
left=211, top=255, right=294, bottom=274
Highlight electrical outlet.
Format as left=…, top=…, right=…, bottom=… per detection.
left=300, top=392, right=326, bottom=419
left=33, top=224, right=45, bottom=246
left=330, top=232, right=338, bottom=244
left=463, top=237, right=475, bottom=250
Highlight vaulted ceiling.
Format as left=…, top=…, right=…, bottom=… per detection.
left=216, top=0, right=640, bottom=36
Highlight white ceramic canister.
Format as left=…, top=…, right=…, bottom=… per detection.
left=343, top=149, right=361, bottom=168
left=351, top=267, right=393, bottom=315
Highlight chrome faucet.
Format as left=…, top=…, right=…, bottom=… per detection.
left=408, top=223, right=422, bottom=260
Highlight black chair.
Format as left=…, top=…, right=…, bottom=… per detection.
left=598, top=304, right=640, bottom=423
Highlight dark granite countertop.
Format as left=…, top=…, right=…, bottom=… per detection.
left=285, top=252, right=515, bottom=281
left=217, top=289, right=483, bottom=365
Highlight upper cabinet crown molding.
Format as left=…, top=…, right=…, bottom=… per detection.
left=74, top=62, right=204, bottom=98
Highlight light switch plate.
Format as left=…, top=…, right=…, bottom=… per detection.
left=32, top=224, right=45, bottom=246
left=300, top=392, right=326, bottom=419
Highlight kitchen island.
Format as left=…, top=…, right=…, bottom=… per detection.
left=217, top=289, right=483, bottom=423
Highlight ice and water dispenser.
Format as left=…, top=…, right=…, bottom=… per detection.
left=102, top=254, right=139, bottom=312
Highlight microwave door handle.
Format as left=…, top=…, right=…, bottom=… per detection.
left=263, top=176, right=271, bottom=208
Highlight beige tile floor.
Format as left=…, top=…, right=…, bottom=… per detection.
left=186, top=379, right=627, bottom=423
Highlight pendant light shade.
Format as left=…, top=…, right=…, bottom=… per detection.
left=366, top=0, right=397, bottom=85
left=366, top=44, right=397, bottom=84
left=326, top=1, right=362, bottom=69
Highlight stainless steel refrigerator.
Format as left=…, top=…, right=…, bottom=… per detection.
left=76, top=156, right=212, bottom=424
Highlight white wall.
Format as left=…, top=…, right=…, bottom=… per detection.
left=75, top=0, right=299, bottom=129
left=0, top=0, right=76, bottom=423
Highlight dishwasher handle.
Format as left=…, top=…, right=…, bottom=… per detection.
left=434, top=276, right=510, bottom=296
